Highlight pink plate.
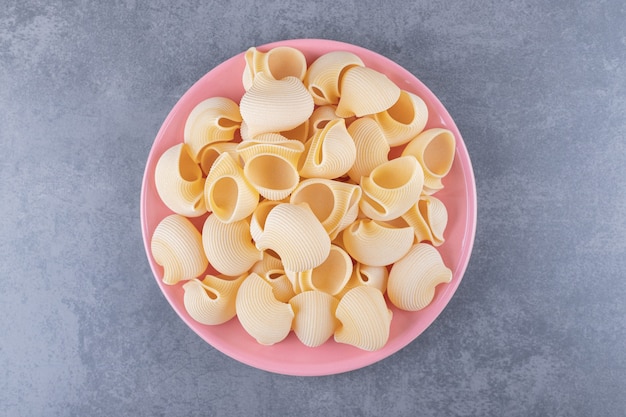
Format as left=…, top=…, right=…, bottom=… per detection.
left=140, top=39, right=477, bottom=376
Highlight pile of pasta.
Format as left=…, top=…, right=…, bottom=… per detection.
left=150, top=46, right=457, bottom=351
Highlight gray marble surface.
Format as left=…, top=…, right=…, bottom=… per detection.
left=1, top=1, right=625, bottom=416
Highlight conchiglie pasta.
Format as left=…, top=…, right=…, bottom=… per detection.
left=182, top=273, right=246, bottom=325
left=334, top=286, right=392, bottom=351
left=202, top=215, right=262, bottom=276
left=387, top=243, right=452, bottom=311
left=235, top=272, right=294, bottom=345
left=401, top=195, right=448, bottom=246
left=154, top=143, right=206, bottom=217
left=242, top=46, right=307, bottom=91
left=259, top=269, right=296, bottom=303
left=299, top=118, right=356, bottom=179
left=359, top=156, right=424, bottom=221
left=290, top=291, right=339, bottom=347
left=151, top=214, right=208, bottom=285
left=339, top=263, right=389, bottom=298
left=250, top=251, right=284, bottom=276
left=204, top=152, right=259, bottom=223
left=240, top=73, right=314, bottom=138
left=183, top=97, right=242, bottom=160
left=370, top=90, right=428, bottom=147
left=342, top=219, right=414, bottom=267
left=304, top=51, right=364, bottom=106
left=308, top=105, right=341, bottom=137
left=198, top=141, right=239, bottom=175
left=335, top=66, right=401, bottom=118
left=299, top=245, right=353, bottom=296
left=346, top=117, right=390, bottom=183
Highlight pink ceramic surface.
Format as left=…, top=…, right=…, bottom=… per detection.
left=140, top=39, right=477, bottom=376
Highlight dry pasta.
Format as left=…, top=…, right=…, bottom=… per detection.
left=289, top=291, right=339, bottom=347
left=182, top=274, right=246, bottom=325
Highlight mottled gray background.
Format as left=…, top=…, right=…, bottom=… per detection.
left=1, top=0, right=625, bottom=416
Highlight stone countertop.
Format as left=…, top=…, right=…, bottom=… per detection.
left=1, top=1, right=625, bottom=416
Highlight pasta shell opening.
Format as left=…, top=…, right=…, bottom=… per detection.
left=266, top=46, right=308, bottom=81
left=423, top=131, right=456, bottom=176
left=301, top=245, right=352, bottom=295
left=245, top=155, right=300, bottom=200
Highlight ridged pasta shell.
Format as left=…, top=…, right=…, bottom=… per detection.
left=299, top=118, right=356, bottom=179
left=237, top=137, right=304, bottom=200
left=249, top=200, right=282, bottom=242
left=250, top=249, right=284, bottom=275
left=242, top=46, right=308, bottom=91
left=182, top=274, right=246, bottom=325
left=259, top=269, right=296, bottom=303
left=308, top=105, right=341, bottom=137
left=235, top=272, right=294, bottom=345
left=339, top=263, right=389, bottom=298
left=289, top=291, right=339, bottom=347
left=401, top=195, right=448, bottom=246
left=204, top=152, right=259, bottom=223
left=198, top=141, right=239, bottom=175
left=240, top=73, right=314, bottom=138
left=342, top=219, right=414, bottom=267
left=299, top=245, right=353, bottom=296
left=304, top=51, right=364, bottom=106
left=370, top=90, right=428, bottom=147
left=335, top=66, right=401, bottom=118
left=255, top=203, right=331, bottom=272
left=387, top=243, right=452, bottom=311
left=290, top=178, right=361, bottom=240
left=401, top=128, right=456, bottom=194
left=201, top=215, right=262, bottom=276
left=359, top=156, right=424, bottom=221
left=281, top=119, right=310, bottom=142
left=334, top=286, right=392, bottom=351
left=150, top=214, right=208, bottom=285
left=154, top=143, right=207, bottom=217
left=183, top=97, right=242, bottom=160
left=346, top=118, right=390, bottom=183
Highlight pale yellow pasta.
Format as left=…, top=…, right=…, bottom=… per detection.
left=289, top=291, right=339, bottom=347
left=308, top=105, right=341, bottom=137
left=298, top=118, right=356, bottom=179
left=335, top=66, right=401, bottom=118
left=250, top=251, right=284, bottom=276
left=237, top=137, right=304, bottom=200
left=401, top=128, right=456, bottom=194
left=339, top=263, right=389, bottom=298
left=249, top=200, right=282, bottom=242
left=182, top=273, right=246, bottom=325
left=401, top=195, right=448, bottom=246
left=370, top=90, right=428, bottom=147
left=334, top=286, right=392, bottom=351
left=284, top=268, right=305, bottom=294
left=154, top=143, right=206, bottom=217
left=183, top=97, right=242, bottom=160
left=342, top=219, right=414, bottom=266
left=151, top=214, right=208, bottom=285
left=346, top=118, right=390, bottom=183
left=280, top=118, right=310, bottom=142
left=201, top=215, right=262, bottom=276
left=304, top=51, right=364, bottom=106
left=259, top=269, right=296, bottom=303
left=242, top=46, right=307, bottom=91
left=359, top=156, right=424, bottom=221
left=255, top=203, right=331, bottom=272
left=198, top=141, right=239, bottom=175
left=240, top=73, right=314, bottom=138
left=235, top=272, right=295, bottom=345
left=299, top=245, right=353, bottom=296
left=290, top=178, right=361, bottom=240
left=387, top=243, right=452, bottom=311
left=203, top=152, right=259, bottom=223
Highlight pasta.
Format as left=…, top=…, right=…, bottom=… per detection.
left=298, top=118, right=357, bottom=179
left=335, top=66, right=401, bottom=118
left=341, top=219, right=414, bottom=267
left=198, top=141, right=239, bottom=176
left=401, top=195, right=448, bottom=246
left=339, top=263, right=389, bottom=297
left=242, top=46, right=307, bottom=91
left=298, top=245, right=353, bottom=296
left=182, top=273, right=246, bottom=325
left=304, top=50, right=364, bottom=106
left=346, top=117, right=390, bottom=183
left=289, top=291, right=339, bottom=347
left=150, top=214, right=208, bottom=285
left=154, top=143, right=207, bottom=217
left=259, top=269, right=296, bottom=303
left=387, top=243, right=452, bottom=311
left=370, top=90, right=428, bottom=147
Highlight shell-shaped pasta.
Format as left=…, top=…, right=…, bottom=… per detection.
left=240, top=73, right=314, bottom=138
left=235, top=272, right=295, bottom=345
left=250, top=251, right=283, bottom=276
left=249, top=200, right=282, bottom=242
left=284, top=268, right=307, bottom=294
left=259, top=269, right=296, bottom=303
left=299, top=118, right=356, bottom=179
left=387, top=243, right=452, bottom=311
left=335, top=66, right=401, bottom=118
left=154, top=143, right=206, bottom=217
left=198, top=141, right=239, bottom=175
left=401, top=195, right=448, bottom=246
left=342, top=219, right=414, bottom=267
left=359, top=156, right=424, bottom=221
left=339, top=263, right=389, bottom=298
left=304, top=51, right=364, bottom=106
left=182, top=274, right=246, bottom=325
left=346, top=118, right=390, bottom=183
left=255, top=203, right=331, bottom=272
left=281, top=118, right=310, bottom=142
left=370, top=90, right=428, bottom=147
left=204, top=152, right=259, bottom=223
left=401, top=128, right=456, bottom=194
left=183, top=97, right=242, bottom=160
left=242, top=46, right=308, bottom=91
left=289, top=291, right=339, bottom=347
left=334, top=286, right=392, bottom=351
left=290, top=178, right=361, bottom=239
left=201, top=215, right=262, bottom=276
left=237, top=138, right=304, bottom=200
left=299, top=245, right=353, bottom=296
left=150, top=214, right=208, bottom=285
left=308, top=105, right=341, bottom=137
